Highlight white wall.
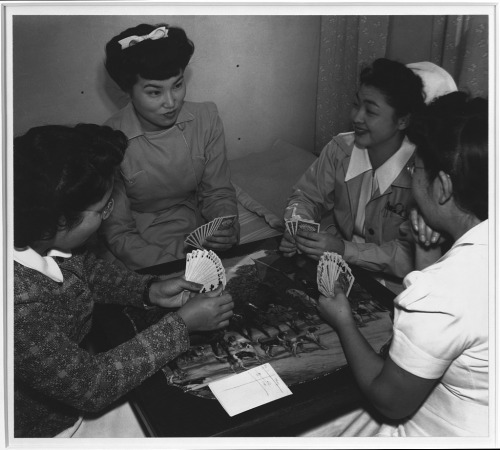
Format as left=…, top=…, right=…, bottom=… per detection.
left=13, top=15, right=320, bottom=159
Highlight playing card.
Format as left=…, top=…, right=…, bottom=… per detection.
left=297, top=219, right=320, bottom=234
left=208, top=217, right=222, bottom=235
left=337, top=267, right=351, bottom=294
left=317, top=252, right=354, bottom=297
left=216, top=215, right=237, bottom=231
left=195, top=224, right=207, bottom=244
left=185, top=235, right=203, bottom=250
left=285, top=219, right=295, bottom=236
left=185, top=249, right=227, bottom=293
left=285, top=216, right=320, bottom=239
left=184, top=215, right=238, bottom=250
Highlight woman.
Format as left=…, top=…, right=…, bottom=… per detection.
left=14, top=124, right=234, bottom=437
left=101, top=23, right=239, bottom=270
left=280, top=59, right=455, bottom=292
left=305, top=91, right=488, bottom=436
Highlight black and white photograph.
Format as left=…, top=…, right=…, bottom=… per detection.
left=1, top=1, right=496, bottom=448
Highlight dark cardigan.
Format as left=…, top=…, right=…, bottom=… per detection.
left=14, top=249, right=189, bottom=437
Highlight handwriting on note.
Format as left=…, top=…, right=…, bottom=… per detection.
left=208, top=363, right=292, bottom=416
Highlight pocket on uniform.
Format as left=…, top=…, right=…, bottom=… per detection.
left=120, top=169, right=151, bottom=203
left=382, top=200, right=409, bottom=220
left=380, top=210, right=408, bottom=241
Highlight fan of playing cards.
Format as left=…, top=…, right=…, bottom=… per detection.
left=285, top=216, right=320, bottom=236
left=317, top=252, right=355, bottom=297
left=185, top=249, right=227, bottom=293
left=184, top=215, right=237, bottom=250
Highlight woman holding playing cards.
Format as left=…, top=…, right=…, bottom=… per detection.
left=280, top=59, right=457, bottom=293
left=303, top=92, right=488, bottom=437
left=14, top=124, right=234, bottom=437
left=99, top=23, right=239, bottom=270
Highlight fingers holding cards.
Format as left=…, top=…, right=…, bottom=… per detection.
left=184, top=215, right=237, bottom=250
left=285, top=217, right=320, bottom=255
left=185, top=249, right=227, bottom=293
left=215, top=215, right=237, bottom=232
left=297, top=219, right=320, bottom=234
left=316, top=252, right=354, bottom=298
left=285, top=217, right=320, bottom=238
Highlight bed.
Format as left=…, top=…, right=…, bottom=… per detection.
left=229, top=139, right=318, bottom=244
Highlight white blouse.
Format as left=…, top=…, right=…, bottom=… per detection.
left=390, top=220, right=489, bottom=436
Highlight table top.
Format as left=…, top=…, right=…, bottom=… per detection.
left=91, top=237, right=396, bottom=437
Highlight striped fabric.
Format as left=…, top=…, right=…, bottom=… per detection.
left=233, top=183, right=284, bottom=244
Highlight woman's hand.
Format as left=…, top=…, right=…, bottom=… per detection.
left=177, top=285, right=234, bottom=332
left=148, top=277, right=203, bottom=308
left=205, top=221, right=240, bottom=251
left=279, top=231, right=297, bottom=257
left=317, top=282, right=355, bottom=331
left=295, top=230, right=345, bottom=260
left=403, top=208, right=443, bottom=247
left=399, top=208, right=445, bottom=270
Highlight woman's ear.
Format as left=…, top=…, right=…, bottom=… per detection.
left=435, top=171, right=453, bottom=205
left=57, top=216, right=69, bottom=231
left=397, top=114, right=411, bottom=131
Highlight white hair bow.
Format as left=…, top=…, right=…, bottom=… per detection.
left=118, top=26, right=168, bottom=50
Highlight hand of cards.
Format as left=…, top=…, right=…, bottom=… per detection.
left=185, top=249, right=227, bottom=293
left=184, top=215, right=237, bottom=250
left=285, top=217, right=320, bottom=237
left=317, top=252, right=354, bottom=297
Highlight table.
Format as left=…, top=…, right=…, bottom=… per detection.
left=91, top=237, right=396, bottom=437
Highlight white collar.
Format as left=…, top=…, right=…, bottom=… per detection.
left=430, top=220, right=488, bottom=267
left=14, top=247, right=72, bottom=282
left=345, top=144, right=371, bottom=181
left=452, top=219, right=488, bottom=248
left=345, top=136, right=415, bottom=194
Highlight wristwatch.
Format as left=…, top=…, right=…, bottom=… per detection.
left=142, top=276, right=159, bottom=309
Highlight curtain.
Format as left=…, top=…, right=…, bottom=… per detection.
left=315, top=16, right=389, bottom=154
left=314, top=15, right=489, bottom=155
left=430, top=15, right=489, bottom=98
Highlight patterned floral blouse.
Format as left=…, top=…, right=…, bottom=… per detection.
left=14, top=249, right=189, bottom=437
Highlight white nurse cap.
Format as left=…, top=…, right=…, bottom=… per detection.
left=406, top=61, right=458, bottom=104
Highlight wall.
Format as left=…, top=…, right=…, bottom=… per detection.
left=13, top=15, right=321, bottom=159
left=386, top=16, right=435, bottom=63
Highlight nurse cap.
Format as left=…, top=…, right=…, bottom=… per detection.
left=406, top=61, right=458, bottom=104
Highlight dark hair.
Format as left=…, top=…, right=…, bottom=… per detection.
left=407, top=91, right=488, bottom=220
left=14, top=124, right=127, bottom=248
left=105, top=23, right=195, bottom=92
left=359, top=58, right=425, bottom=118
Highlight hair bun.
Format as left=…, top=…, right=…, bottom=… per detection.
left=75, top=124, right=127, bottom=168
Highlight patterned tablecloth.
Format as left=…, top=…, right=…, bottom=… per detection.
left=123, top=249, right=393, bottom=400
